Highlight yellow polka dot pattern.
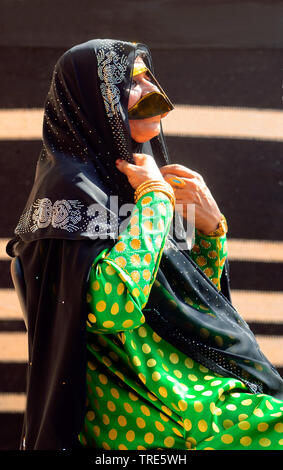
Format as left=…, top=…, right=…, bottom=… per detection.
left=79, top=191, right=283, bottom=450
left=86, top=191, right=174, bottom=333
left=191, top=228, right=228, bottom=290
left=79, top=322, right=283, bottom=449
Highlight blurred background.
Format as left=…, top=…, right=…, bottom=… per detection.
left=0, top=0, right=283, bottom=449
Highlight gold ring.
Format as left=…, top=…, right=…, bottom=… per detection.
left=168, top=176, right=186, bottom=188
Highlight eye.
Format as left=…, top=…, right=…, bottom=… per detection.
left=145, top=72, right=152, bottom=82
left=131, top=79, right=138, bottom=88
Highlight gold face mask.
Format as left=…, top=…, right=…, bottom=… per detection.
left=128, top=63, right=174, bottom=120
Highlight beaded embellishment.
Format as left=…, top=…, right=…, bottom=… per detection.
left=15, top=198, right=84, bottom=233
left=97, top=47, right=128, bottom=118
left=96, top=41, right=131, bottom=161
left=15, top=196, right=122, bottom=238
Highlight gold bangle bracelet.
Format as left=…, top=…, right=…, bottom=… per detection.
left=134, top=182, right=176, bottom=208
left=134, top=179, right=170, bottom=196
left=135, top=185, right=175, bottom=200
left=135, top=185, right=175, bottom=201
left=205, top=215, right=228, bottom=237
left=135, top=189, right=175, bottom=208
left=135, top=179, right=174, bottom=197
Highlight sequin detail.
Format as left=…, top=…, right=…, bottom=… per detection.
left=97, top=48, right=128, bottom=118
left=16, top=198, right=84, bottom=233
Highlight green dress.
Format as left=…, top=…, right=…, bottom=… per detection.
left=78, top=190, right=283, bottom=450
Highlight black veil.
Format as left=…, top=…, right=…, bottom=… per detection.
left=6, top=39, right=283, bottom=449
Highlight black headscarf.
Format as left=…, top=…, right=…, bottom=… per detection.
left=7, top=39, right=283, bottom=450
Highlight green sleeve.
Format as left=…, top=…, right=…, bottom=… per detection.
left=190, top=228, right=228, bottom=290
left=86, top=190, right=174, bottom=334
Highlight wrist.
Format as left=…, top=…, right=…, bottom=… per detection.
left=198, top=215, right=228, bottom=238
left=134, top=179, right=176, bottom=208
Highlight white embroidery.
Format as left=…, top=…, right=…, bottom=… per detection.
left=16, top=198, right=85, bottom=233
left=97, top=48, right=128, bottom=117
left=51, top=200, right=83, bottom=231
left=31, top=198, right=53, bottom=229
left=15, top=197, right=122, bottom=238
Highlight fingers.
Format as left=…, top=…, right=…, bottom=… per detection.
left=163, top=173, right=202, bottom=204
left=132, top=153, right=147, bottom=166
left=133, top=153, right=155, bottom=166
left=115, top=153, right=153, bottom=173
left=163, top=173, right=187, bottom=186
left=160, top=164, right=200, bottom=180
left=115, top=158, right=134, bottom=174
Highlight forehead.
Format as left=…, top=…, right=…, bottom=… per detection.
left=133, top=56, right=148, bottom=77
left=135, top=56, right=145, bottom=65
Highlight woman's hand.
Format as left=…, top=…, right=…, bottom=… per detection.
left=115, top=153, right=166, bottom=190
left=160, top=164, right=222, bottom=235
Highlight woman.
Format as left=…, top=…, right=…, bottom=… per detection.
left=7, top=39, right=283, bottom=450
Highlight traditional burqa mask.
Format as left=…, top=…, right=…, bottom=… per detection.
left=128, top=61, right=174, bottom=119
